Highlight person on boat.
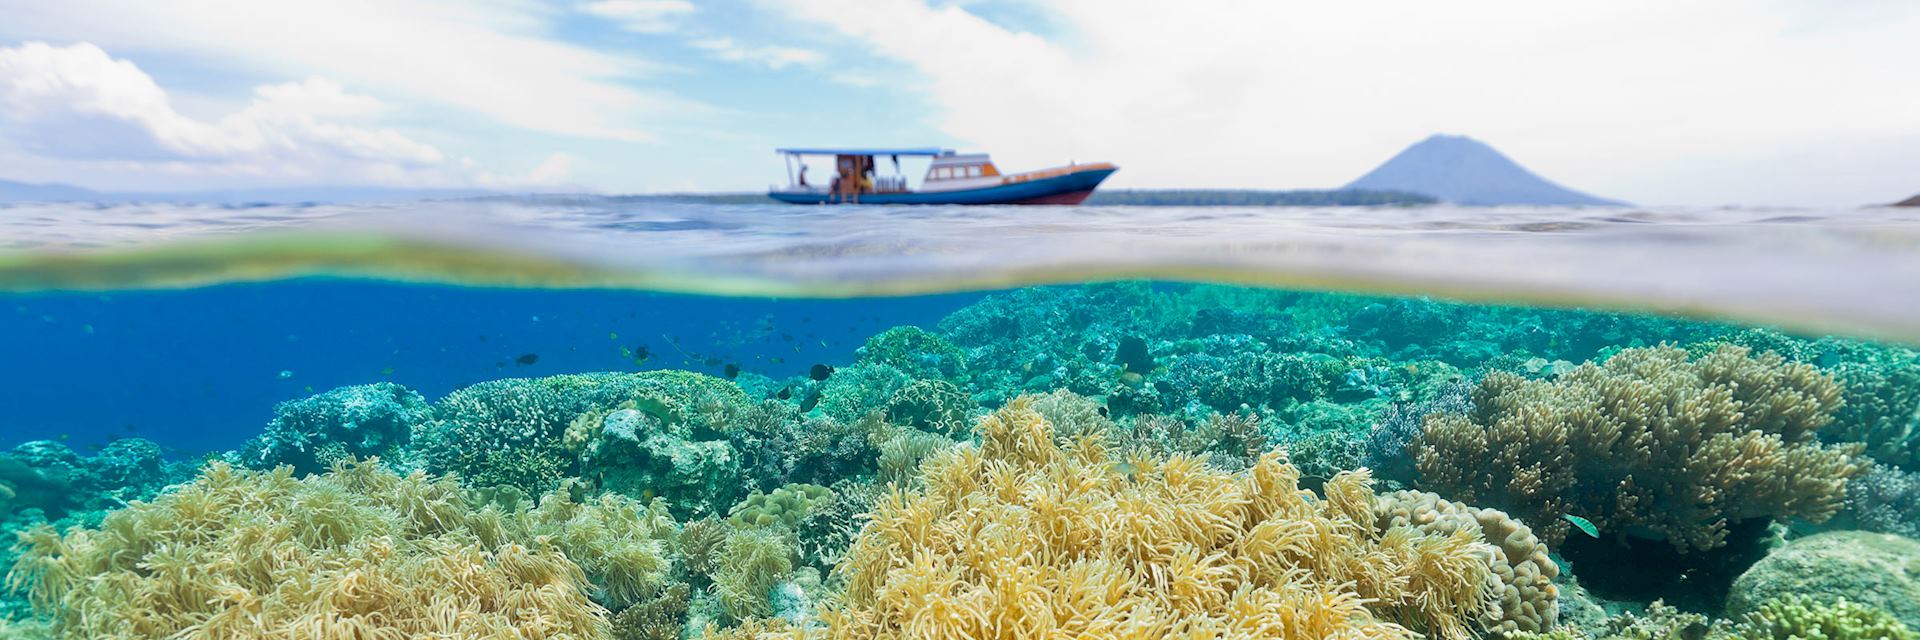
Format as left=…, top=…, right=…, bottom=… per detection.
left=797, top=164, right=808, bottom=187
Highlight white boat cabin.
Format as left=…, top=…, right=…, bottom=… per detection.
left=921, top=152, right=1004, bottom=192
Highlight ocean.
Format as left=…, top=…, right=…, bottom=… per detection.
left=1, top=199, right=1917, bottom=639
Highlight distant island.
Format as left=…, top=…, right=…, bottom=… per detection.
left=1892, top=194, right=1920, bottom=207
left=1084, top=189, right=1433, bottom=206
left=0, top=178, right=492, bottom=205
left=1345, top=135, right=1626, bottom=206
left=486, top=190, right=1437, bottom=207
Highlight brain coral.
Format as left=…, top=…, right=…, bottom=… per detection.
left=820, top=398, right=1527, bottom=640
left=6, top=460, right=611, bottom=639
left=1374, top=490, right=1559, bottom=636
left=1415, top=345, right=1859, bottom=551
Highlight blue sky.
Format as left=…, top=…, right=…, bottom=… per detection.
left=1, top=0, right=1917, bottom=205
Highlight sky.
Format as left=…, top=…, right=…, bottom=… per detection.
left=0, top=0, right=1916, bottom=205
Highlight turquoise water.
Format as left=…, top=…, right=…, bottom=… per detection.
left=1, top=200, right=1917, bottom=639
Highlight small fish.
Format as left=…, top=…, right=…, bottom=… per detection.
left=775, top=386, right=792, bottom=400
left=781, top=333, right=795, bottom=342
left=809, top=364, right=835, bottom=381
left=1563, top=514, right=1600, bottom=538
left=609, top=332, right=619, bottom=340
left=703, top=357, right=722, bottom=367
left=278, top=370, right=294, bottom=379
left=723, top=364, right=741, bottom=379
left=515, top=353, right=540, bottom=366
left=770, top=357, right=784, bottom=364
left=380, top=367, right=395, bottom=376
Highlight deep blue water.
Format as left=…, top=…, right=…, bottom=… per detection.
left=0, top=279, right=982, bottom=454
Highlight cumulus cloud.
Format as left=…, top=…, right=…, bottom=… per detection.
left=689, top=37, right=823, bottom=70
left=772, top=0, right=1920, bottom=205
left=580, top=0, right=696, bottom=34
left=2, top=0, right=696, bottom=143
left=0, top=41, right=573, bottom=188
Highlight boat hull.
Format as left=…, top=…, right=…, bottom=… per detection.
left=770, top=166, right=1115, bottom=205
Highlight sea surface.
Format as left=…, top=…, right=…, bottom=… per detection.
left=2, top=198, right=1918, bottom=639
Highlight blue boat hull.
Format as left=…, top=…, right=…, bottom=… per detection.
left=769, top=167, right=1116, bottom=205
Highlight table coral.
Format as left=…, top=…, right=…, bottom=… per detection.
left=1414, top=345, right=1859, bottom=552
left=820, top=398, right=1530, bottom=640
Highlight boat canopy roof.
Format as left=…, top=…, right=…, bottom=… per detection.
left=776, top=147, right=949, bottom=157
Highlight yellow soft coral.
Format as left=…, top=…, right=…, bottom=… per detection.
left=7, top=460, right=617, bottom=640
left=823, top=397, right=1510, bottom=640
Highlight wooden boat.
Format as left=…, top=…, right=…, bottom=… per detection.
left=768, top=147, right=1116, bottom=205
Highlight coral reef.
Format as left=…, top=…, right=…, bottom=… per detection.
left=1726, top=531, right=1920, bottom=631
left=1415, top=345, right=1859, bottom=551
left=569, top=400, right=742, bottom=517
left=1836, top=462, right=1920, bottom=537
left=1374, top=490, right=1561, bottom=635
left=416, top=372, right=669, bottom=493
left=880, top=379, right=977, bottom=436
left=819, top=399, right=1530, bottom=640
left=234, top=382, right=429, bottom=474
left=856, top=326, right=968, bottom=382
left=612, top=583, right=692, bottom=640
left=713, top=527, right=795, bottom=622
left=1732, top=596, right=1915, bottom=640
left=729, top=483, right=833, bottom=530
left=7, top=460, right=612, bottom=639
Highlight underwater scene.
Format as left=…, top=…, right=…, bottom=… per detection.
left=2, top=202, right=1920, bottom=640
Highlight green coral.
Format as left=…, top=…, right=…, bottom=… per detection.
left=610, top=582, right=690, bottom=640
left=1733, top=596, right=1916, bottom=640
left=727, top=483, right=832, bottom=530
left=811, top=363, right=911, bottom=424
left=416, top=372, right=663, bottom=493
left=568, top=403, right=741, bottom=518
left=856, top=325, right=967, bottom=381
left=881, top=378, right=977, bottom=435
left=235, top=382, right=430, bottom=474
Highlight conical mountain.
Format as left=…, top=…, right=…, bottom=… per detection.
left=1344, top=135, right=1625, bottom=206
left=1892, top=194, right=1920, bottom=207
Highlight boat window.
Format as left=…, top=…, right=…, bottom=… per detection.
left=966, top=166, right=981, bottom=177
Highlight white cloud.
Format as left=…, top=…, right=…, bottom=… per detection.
left=526, top=152, right=575, bottom=185
left=690, top=37, right=823, bottom=70
left=580, top=0, right=695, bottom=34
left=1, top=0, right=698, bottom=143
left=0, top=41, right=550, bottom=188
left=772, top=0, right=1920, bottom=205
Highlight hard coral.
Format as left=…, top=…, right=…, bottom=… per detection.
left=418, top=372, right=665, bottom=493
left=824, top=399, right=1523, bottom=640
left=1374, top=490, right=1560, bottom=636
left=1415, top=345, right=1859, bottom=551
left=7, top=460, right=609, bottom=639
left=857, top=326, right=968, bottom=382
left=236, top=382, right=429, bottom=474
left=1732, top=596, right=1916, bottom=640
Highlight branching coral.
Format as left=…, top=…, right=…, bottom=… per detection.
left=1414, top=345, right=1860, bottom=551
left=236, top=382, right=430, bottom=474
left=820, top=398, right=1528, bottom=640
left=6, top=460, right=611, bottom=639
